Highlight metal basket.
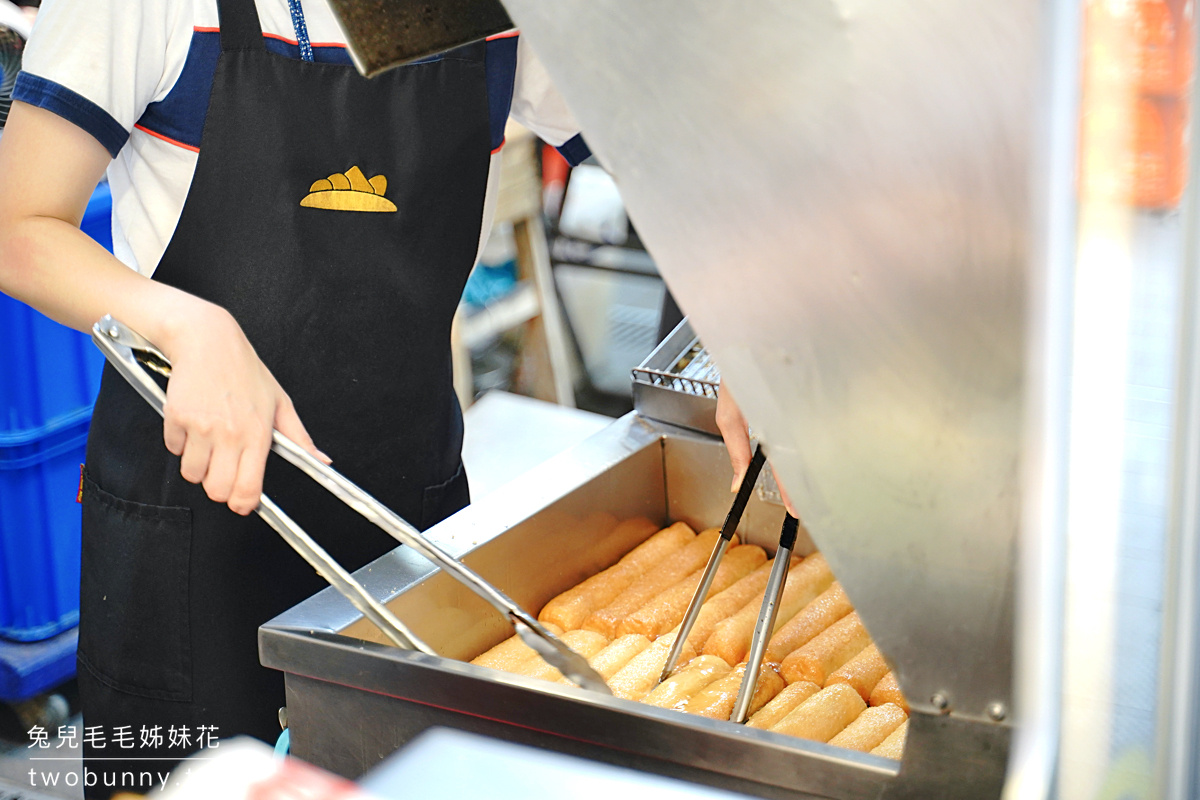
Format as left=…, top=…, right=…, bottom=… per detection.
left=630, top=318, right=720, bottom=436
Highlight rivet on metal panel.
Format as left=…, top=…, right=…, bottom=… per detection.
left=986, top=702, right=1006, bottom=722
left=931, top=693, right=951, bottom=714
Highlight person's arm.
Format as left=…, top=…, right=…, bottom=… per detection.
left=0, top=101, right=324, bottom=514
left=715, top=383, right=798, bottom=515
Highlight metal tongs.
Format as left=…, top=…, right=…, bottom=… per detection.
left=660, top=443, right=768, bottom=683
left=732, top=512, right=798, bottom=723
left=91, top=315, right=610, bottom=694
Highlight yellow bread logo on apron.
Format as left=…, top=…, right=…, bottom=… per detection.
left=301, top=165, right=396, bottom=212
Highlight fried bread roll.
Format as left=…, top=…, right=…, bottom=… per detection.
left=780, top=612, right=869, bottom=685
left=746, top=680, right=821, bottom=729
left=471, top=622, right=564, bottom=672
left=770, top=683, right=866, bottom=742
left=586, top=634, right=653, bottom=681
left=826, top=643, right=889, bottom=701
left=678, top=558, right=792, bottom=653
left=765, top=582, right=854, bottom=664
left=584, top=527, right=719, bottom=638
left=870, top=720, right=908, bottom=760
left=704, top=553, right=835, bottom=665
left=608, top=630, right=696, bottom=701
left=520, top=630, right=610, bottom=683
left=684, top=662, right=785, bottom=719
left=827, top=703, right=907, bottom=752
left=620, top=544, right=767, bottom=639
left=642, top=654, right=732, bottom=710
left=538, top=519, right=687, bottom=630
left=869, top=671, right=909, bottom=712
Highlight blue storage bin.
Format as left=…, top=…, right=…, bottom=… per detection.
left=0, top=183, right=109, bottom=438
left=0, top=419, right=89, bottom=641
left=79, top=181, right=113, bottom=252
left=0, top=295, right=105, bottom=438
left=0, top=182, right=111, bottom=643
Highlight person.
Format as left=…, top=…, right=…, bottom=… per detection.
left=0, top=0, right=767, bottom=795
left=0, top=0, right=593, bottom=795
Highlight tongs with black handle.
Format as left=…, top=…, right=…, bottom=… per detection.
left=731, top=512, right=799, bottom=723
left=91, top=315, right=610, bottom=694
left=660, top=443, right=767, bottom=683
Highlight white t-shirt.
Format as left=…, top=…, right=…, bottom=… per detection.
left=15, top=0, right=588, bottom=276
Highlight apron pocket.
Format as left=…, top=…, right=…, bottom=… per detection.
left=77, top=471, right=193, bottom=702
left=420, top=460, right=469, bottom=530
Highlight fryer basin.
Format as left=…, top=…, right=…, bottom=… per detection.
left=260, top=414, right=1010, bottom=799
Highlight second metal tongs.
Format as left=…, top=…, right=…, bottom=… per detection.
left=91, top=315, right=610, bottom=694
left=731, top=512, right=799, bottom=723
left=660, top=443, right=767, bottom=683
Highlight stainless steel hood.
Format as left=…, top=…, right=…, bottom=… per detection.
left=498, top=0, right=1032, bottom=729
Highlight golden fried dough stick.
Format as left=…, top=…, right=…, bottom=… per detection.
left=770, top=683, right=866, bottom=742
left=584, top=634, right=653, bottom=681
left=520, top=630, right=610, bottom=683
left=704, top=553, right=835, bottom=665
left=538, top=519, right=686, bottom=630
left=870, top=720, right=909, bottom=760
left=583, top=528, right=720, bottom=638
left=470, top=622, right=564, bottom=672
left=608, top=630, right=696, bottom=701
left=620, top=544, right=767, bottom=639
left=827, top=703, right=907, bottom=752
left=826, top=643, right=890, bottom=701
left=684, top=662, right=785, bottom=720
left=780, top=612, right=869, bottom=685
left=746, top=680, right=821, bottom=729
left=869, top=671, right=909, bottom=712
left=765, top=582, right=854, bottom=664
left=642, top=654, right=732, bottom=710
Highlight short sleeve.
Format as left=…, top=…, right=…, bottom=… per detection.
left=509, top=36, right=591, bottom=165
left=13, top=0, right=187, bottom=157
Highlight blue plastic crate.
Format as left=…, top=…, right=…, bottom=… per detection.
left=0, top=182, right=111, bottom=644
left=0, top=418, right=89, bottom=641
left=0, top=627, right=79, bottom=703
left=0, top=182, right=109, bottom=438
left=0, top=295, right=105, bottom=439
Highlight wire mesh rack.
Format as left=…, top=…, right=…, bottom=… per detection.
left=631, top=320, right=721, bottom=435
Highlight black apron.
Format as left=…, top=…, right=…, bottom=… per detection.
left=77, top=0, right=488, bottom=794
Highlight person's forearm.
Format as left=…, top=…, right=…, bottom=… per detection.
left=0, top=213, right=219, bottom=355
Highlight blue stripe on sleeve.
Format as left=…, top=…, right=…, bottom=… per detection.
left=484, top=36, right=517, bottom=152
left=12, top=72, right=129, bottom=158
left=556, top=133, right=591, bottom=167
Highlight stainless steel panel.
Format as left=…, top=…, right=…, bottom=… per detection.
left=499, top=0, right=1028, bottom=724
left=1004, top=0, right=1080, bottom=795
left=263, top=418, right=1008, bottom=799
left=1166, top=47, right=1200, bottom=792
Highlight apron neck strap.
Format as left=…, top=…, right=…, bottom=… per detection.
left=218, top=0, right=266, bottom=52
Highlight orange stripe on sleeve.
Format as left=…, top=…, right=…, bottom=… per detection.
left=133, top=124, right=200, bottom=153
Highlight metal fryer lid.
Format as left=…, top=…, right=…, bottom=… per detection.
left=496, top=0, right=1030, bottom=722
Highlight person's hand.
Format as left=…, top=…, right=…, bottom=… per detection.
left=159, top=303, right=328, bottom=515
left=715, top=385, right=753, bottom=493
left=715, top=384, right=799, bottom=516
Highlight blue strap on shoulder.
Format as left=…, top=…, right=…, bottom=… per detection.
left=286, top=0, right=314, bottom=62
